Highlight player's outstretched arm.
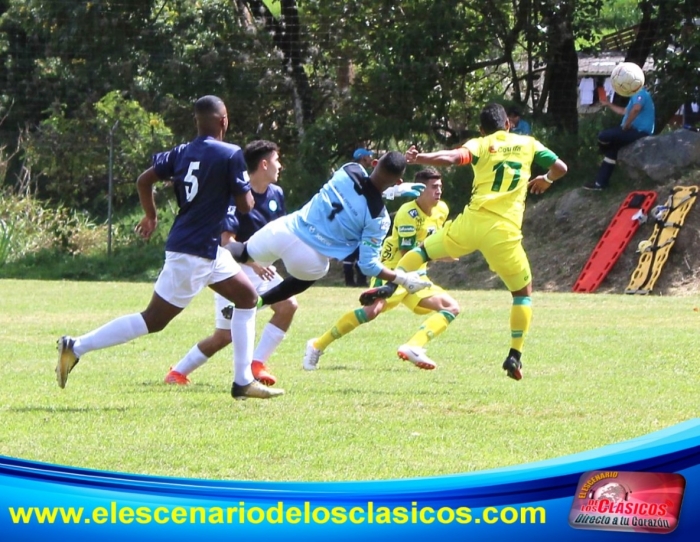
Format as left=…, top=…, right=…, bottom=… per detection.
left=376, top=267, right=432, bottom=294
left=405, top=145, right=470, bottom=167
left=382, top=183, right=426, bottom=200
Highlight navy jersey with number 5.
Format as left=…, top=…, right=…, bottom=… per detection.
left=152, top=136, right=251, bottom=259
left=222, top=184, right=286, bottom=242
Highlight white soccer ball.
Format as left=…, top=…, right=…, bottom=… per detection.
left=610, top=62, right=645, bottom=97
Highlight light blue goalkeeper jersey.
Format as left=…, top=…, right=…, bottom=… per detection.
left=288, top=163, right=390, bottom=277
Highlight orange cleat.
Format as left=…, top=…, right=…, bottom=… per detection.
left=252, top=360, right=277, bottom=386
left=164, top=369, right=190, bottom=385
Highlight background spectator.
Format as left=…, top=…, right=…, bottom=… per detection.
left=584, top=82, right=655, bottom=191
left=507, top=106, right=532, bottom=135
left=353, top=148, right=375, bottom=169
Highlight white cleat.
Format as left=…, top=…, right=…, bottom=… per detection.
left=303, top=338, right=324, bottom=370
left=397, top=344, right=437, bottom=370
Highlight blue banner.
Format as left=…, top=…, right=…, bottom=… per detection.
left=2, top=419, right=699, bottom=541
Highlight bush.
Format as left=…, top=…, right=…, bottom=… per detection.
left=0, top=192, right=106, bottom=265
left=23, top=91, right=173, bottom=213
left=0, top=188, right=176, bottom=280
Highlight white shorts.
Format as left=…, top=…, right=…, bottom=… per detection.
left=213, top=264, right=284, bottom=329
left=247, top=216, right=330, bottom=281
left=154, top=247, right=240, bottom=309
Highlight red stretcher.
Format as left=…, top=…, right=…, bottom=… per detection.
left=573, top=191, right=657, bottom=293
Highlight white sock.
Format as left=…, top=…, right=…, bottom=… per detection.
left=172, top=345, right=208, bottom=376
left=252, top=323, right=286, bottom=363
left=73, top=314, right=149, bottom=358
left=231, top=307, right=256, bottom=386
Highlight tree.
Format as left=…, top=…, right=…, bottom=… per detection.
left=24, top=92, right=172, bottom=212
left=625, top=0, right=700, bottom=132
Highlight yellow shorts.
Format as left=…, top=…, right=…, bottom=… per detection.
left=423, top=208, right=532, bottom=292
left=369, top=279, right=445, bottom=316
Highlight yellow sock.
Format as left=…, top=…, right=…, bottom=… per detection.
left=396, top=247, right=429, bottom=273
left=510, top=297, right=532, bottom=353
left=406, top=310, right=456, bottom=348
left=315, top=308, right=368, bottom=351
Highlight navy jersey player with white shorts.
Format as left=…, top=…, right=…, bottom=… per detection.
left=165, top=140, right=297, bottom=388
left=56, top=96, right=283, bottom=401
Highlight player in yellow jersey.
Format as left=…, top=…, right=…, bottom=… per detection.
left=303, top=168, right=460, bottom=371
left=360, top=103, right=568, bottom=381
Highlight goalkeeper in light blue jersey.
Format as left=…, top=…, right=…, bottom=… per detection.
left=227, top=151, right=431, bottom=307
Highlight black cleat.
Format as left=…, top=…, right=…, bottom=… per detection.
left=359, top=283, right=398, bottom=306
left=502, top=355, right=523, bottom=381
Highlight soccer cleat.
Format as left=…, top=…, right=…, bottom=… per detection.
left=164, top=368, right=191, bottom=385
left=56, top=336, right=80, bottom=389
left=359, top=283, right=398, bottom=306
left=303, top=338, right=323, bottom=371
left=502, top=356, right=523, bottom=381
left=231, top=380, right=284, bottom=400
left=397, top=344, right=437, bottom=370
left=582, top=182, right=604, bottom=191
left=252, top=360, right=277, bottom=386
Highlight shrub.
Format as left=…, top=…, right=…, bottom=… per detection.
left=0, top=191, right=106, bottom=265
left=23, top=91, right=173, bottom=213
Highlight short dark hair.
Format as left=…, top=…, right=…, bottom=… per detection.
left=244, top=140, right=279, bottom=172
left=507, top=106, right=522, bottom=117
left=414, top=167, right=441, bottom=184
left=194, top=95, right=225, bottom=116
left=481, top=103, right=509, bottom=134
left=376, top=151, right=406, bottom=177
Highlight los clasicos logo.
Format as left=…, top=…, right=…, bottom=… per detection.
left=568, top=470, right=685, bottom=534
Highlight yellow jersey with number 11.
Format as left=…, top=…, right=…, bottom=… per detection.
left=463, top=130, right=557, bottom=228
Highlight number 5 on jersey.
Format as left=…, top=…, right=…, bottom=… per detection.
left=184, top=162, right=200, bottom=201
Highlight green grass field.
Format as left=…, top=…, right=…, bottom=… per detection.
left=1, top=280, right=698, bottom=481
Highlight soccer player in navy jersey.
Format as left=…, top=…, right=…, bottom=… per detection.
left=55, top=96, right=283, bottom=400
left=227, top=151, right=433, bottom=364
left=164, top=140, right=296, bottom=387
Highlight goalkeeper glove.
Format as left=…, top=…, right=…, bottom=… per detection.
left=392, top=269, right=432, bottom=294
left=382, top=183, right=426, bottom=200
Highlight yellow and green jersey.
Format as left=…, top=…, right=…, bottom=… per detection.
left=380, top=200, right=449, bottom=271
left=463, top=131, right=557, bottom=227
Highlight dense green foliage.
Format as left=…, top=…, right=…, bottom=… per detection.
left=0, top=0, right=698, bottom=266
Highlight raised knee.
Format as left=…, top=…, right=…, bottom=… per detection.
left=283, top=296, right=299, bottom=314
left=238, top=290, right=259, bottom=309
left=272, top=297, right=298, bottom=317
